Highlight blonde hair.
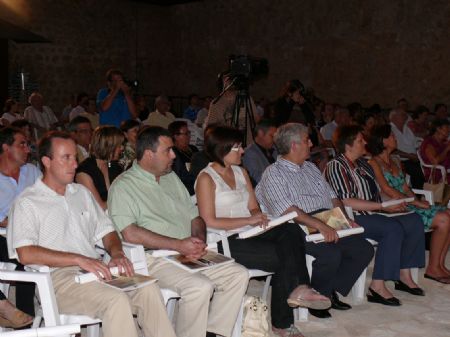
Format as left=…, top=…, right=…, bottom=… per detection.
left=91, top=126, right=124, bottom=160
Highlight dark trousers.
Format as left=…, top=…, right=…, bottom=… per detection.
left=222, top=223, right=309, bottom=329
left=355, top=212, right=425, bottom=280
left=304, top=234, right=374, bottom=298
left=0, top=236, right=35, bottom=316
left=403, top=159, right=425, bottom=189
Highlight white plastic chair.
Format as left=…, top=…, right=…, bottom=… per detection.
left=206, top=229, right=273, bottom=337
left=417, top=150, right=448, bottom=182
left=0, top=324, right=80, bottom=337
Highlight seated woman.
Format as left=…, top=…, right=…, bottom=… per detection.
left=75, top=126, right=124, bottom=209
left=408, top=105, right=429, bottom=138
left=419, top=118, right=450, bottom=183
left=196, top=126, right=330, bottom=337
left=324, top=125, right=426, bottom=306
left=0, top=291, right=33, bottom=328
left=119, top=119, right=140, bottom=169
left=168, top=121, right=198, bottom=195
left=366, top=124, right=450, bottom=283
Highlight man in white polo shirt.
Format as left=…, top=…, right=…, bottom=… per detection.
left=7, top=131, right=175, bottom=337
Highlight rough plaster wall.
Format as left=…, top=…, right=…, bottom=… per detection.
left=6, top=0, right=450, bottom=113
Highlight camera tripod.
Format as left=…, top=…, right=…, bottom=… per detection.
left=231, top=88, right=256, bottom=146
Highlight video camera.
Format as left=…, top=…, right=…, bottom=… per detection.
left=228, top=55, right=269, bottom=90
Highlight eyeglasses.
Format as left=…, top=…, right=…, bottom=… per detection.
left=230, top=143, right=243, bottom=152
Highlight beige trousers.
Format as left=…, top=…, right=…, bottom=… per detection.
left=147, top=255, right=249, bottom=337
left=51, top=267, right=176, bottom=337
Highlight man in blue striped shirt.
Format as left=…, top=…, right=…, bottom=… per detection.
left=256, top=123, right=374, bottom=319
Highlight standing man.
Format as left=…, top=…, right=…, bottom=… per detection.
left=0, top=126, right=41, bottom=319
left=7, top=131, right=176, bottom=337
left=108, top=126, right=249, bottom=337
left=242, top=120, right=277, bottom=186
left=97, top=69, right=137, bottom=127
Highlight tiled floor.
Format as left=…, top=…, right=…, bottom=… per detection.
left=249, top=250, right=450, bottom=337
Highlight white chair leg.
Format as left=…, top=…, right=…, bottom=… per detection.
left=261, top=275, right=272, bottom=302
left=231, top=298, right=244, bottom=337
left=85, top=324, right=100, bottom=337
left=351, top=267, right=367, bottom=304
left=411, top=268, right=419, bottom=284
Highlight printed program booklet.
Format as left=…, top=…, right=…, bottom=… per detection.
left=237, top=211, right=298, bottom=239
left=301, top=207, right=364, bottom=243
left=164, top=250, right=234, bottom=272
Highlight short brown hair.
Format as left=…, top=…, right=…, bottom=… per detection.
left=90, top=126, right=124, bottom=160
left=38, top=131, right=73, bottom=171
left=205, top=126, right=242, bottom=167
left=333, top=125, right=362, bottom=154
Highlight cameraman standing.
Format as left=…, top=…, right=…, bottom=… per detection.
left=205, top=71, right=257, bottom=145
left=97, top=69, right=137, bottom=127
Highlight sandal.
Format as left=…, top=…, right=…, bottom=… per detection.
left=272, top=324, right=305, bottom=337
left=424, top=274, right=450, bottom=284
left=287, top=285, right=331, bottom=310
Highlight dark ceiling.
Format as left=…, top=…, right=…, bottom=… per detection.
left=131, top=0, right=202, bottom=6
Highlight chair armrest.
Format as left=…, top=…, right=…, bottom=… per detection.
left=0, top=323, right=81, bottom=337
left=412, top=189, right=434, bottom=205
left=206, top=228, right=232, bottom=256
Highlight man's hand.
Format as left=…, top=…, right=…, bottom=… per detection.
left=317, top=223, right=339, bottom=243
left=77, top=256, right=113, bottom=280
left=119, top=81, right=131, bottom=96
left=349, top=220, right=360, bottom=228
left=108, top=252, right=134, bottom=277
left=177, top=237, right=207, bottom=260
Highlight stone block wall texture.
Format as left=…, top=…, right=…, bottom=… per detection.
left=3, top=0, right=450, bottom=113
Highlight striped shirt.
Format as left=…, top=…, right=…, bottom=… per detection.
left=255, top=158, right=336, bottom=217
left=324, top=154, right=381, bottom=215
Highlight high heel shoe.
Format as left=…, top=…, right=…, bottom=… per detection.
left=367, top=288, right=401, bottom=306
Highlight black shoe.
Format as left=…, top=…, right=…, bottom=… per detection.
left=394, top=280, right=425, bottom=296
left=308, top=308, right=332, bottom=319
left=331, top=291, right=352, bottom=310
left=367, top=288, right=401, bottom=306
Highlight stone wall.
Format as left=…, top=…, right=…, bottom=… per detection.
left=4, top=0, right=450, bottom=113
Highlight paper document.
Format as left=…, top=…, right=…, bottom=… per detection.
left=381, top=197, right=414, bottom=208
left=238, top=211, right=298, bottom=239
left=305, top=227, right=365, bottom=243
left=164, top=250, right=234, bottom=273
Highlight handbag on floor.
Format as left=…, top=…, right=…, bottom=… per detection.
left=241, top=295, right=270, bottom=337
left=423, top=167, right=445, bottom=203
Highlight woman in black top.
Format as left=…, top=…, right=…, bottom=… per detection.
left=76, top=126, right=124, bottom=209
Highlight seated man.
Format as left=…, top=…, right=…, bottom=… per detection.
left=67, top=116, right=92, bottom=163
left=7, top=131, right=175, bottom=337
left=0, top=126, right=41, bottom=319
left=256, top=123, right=374, bottom=319
left=242, top=119, right=277, bottom=186
left=143, top=96, right=176, bottom=129
left=108, top=126, right=249, bottom=337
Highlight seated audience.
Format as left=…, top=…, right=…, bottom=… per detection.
left=434, top=103, right=448, bottom=121
left=168, top=121, right=198, bottom=195
left=97, top=69, right=137, bottom=127
left=143, top=95, right=175, bottom=128
left=8, top=131, right=175, bottom=337
left=0, top=127, right=40, bottom=320
left=108, top=126, right=249, bottom=337
left=195, top=96, right=212, bottom=127
left=10, top=120, right=38, bottom=164
left=136, top=95, right=150, bottom=121
left=69, top=92, right=89, bottom=121
left=196, top=126, right=330, bottom=337
left=256, top=123, right=374, bottom=318
left=408, top=105, right=429, bottom=138
left=67, top=116, right=93, bottom=164
left=76, top=126, right=124, bottom=209
left=356, top=113, right=376, bottom=140
left=190, top=124, right=216, bottom=179
left=419, top=118, right=450, bottom=183
left=367, top=124, right=450, bottom=283
left=272, top=79, right=306, bottom=126
left=1, top=99, right=23, bottom=126
left=24, top=92, right=59, bottom=136
left=389, top=108, right=425, bottom=188
left=0, top=292, right=33, bottom=328
left=79, top=97, right=99, bottom=129
left=320, top=106, right=351, bottom=142
left=119, top=119, right=140, bottom=169
left=325, top=125, right=426, bottom=305
left=242, top=120, right=277, bottom=186
left=183, top=94, right=201, bottom=122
